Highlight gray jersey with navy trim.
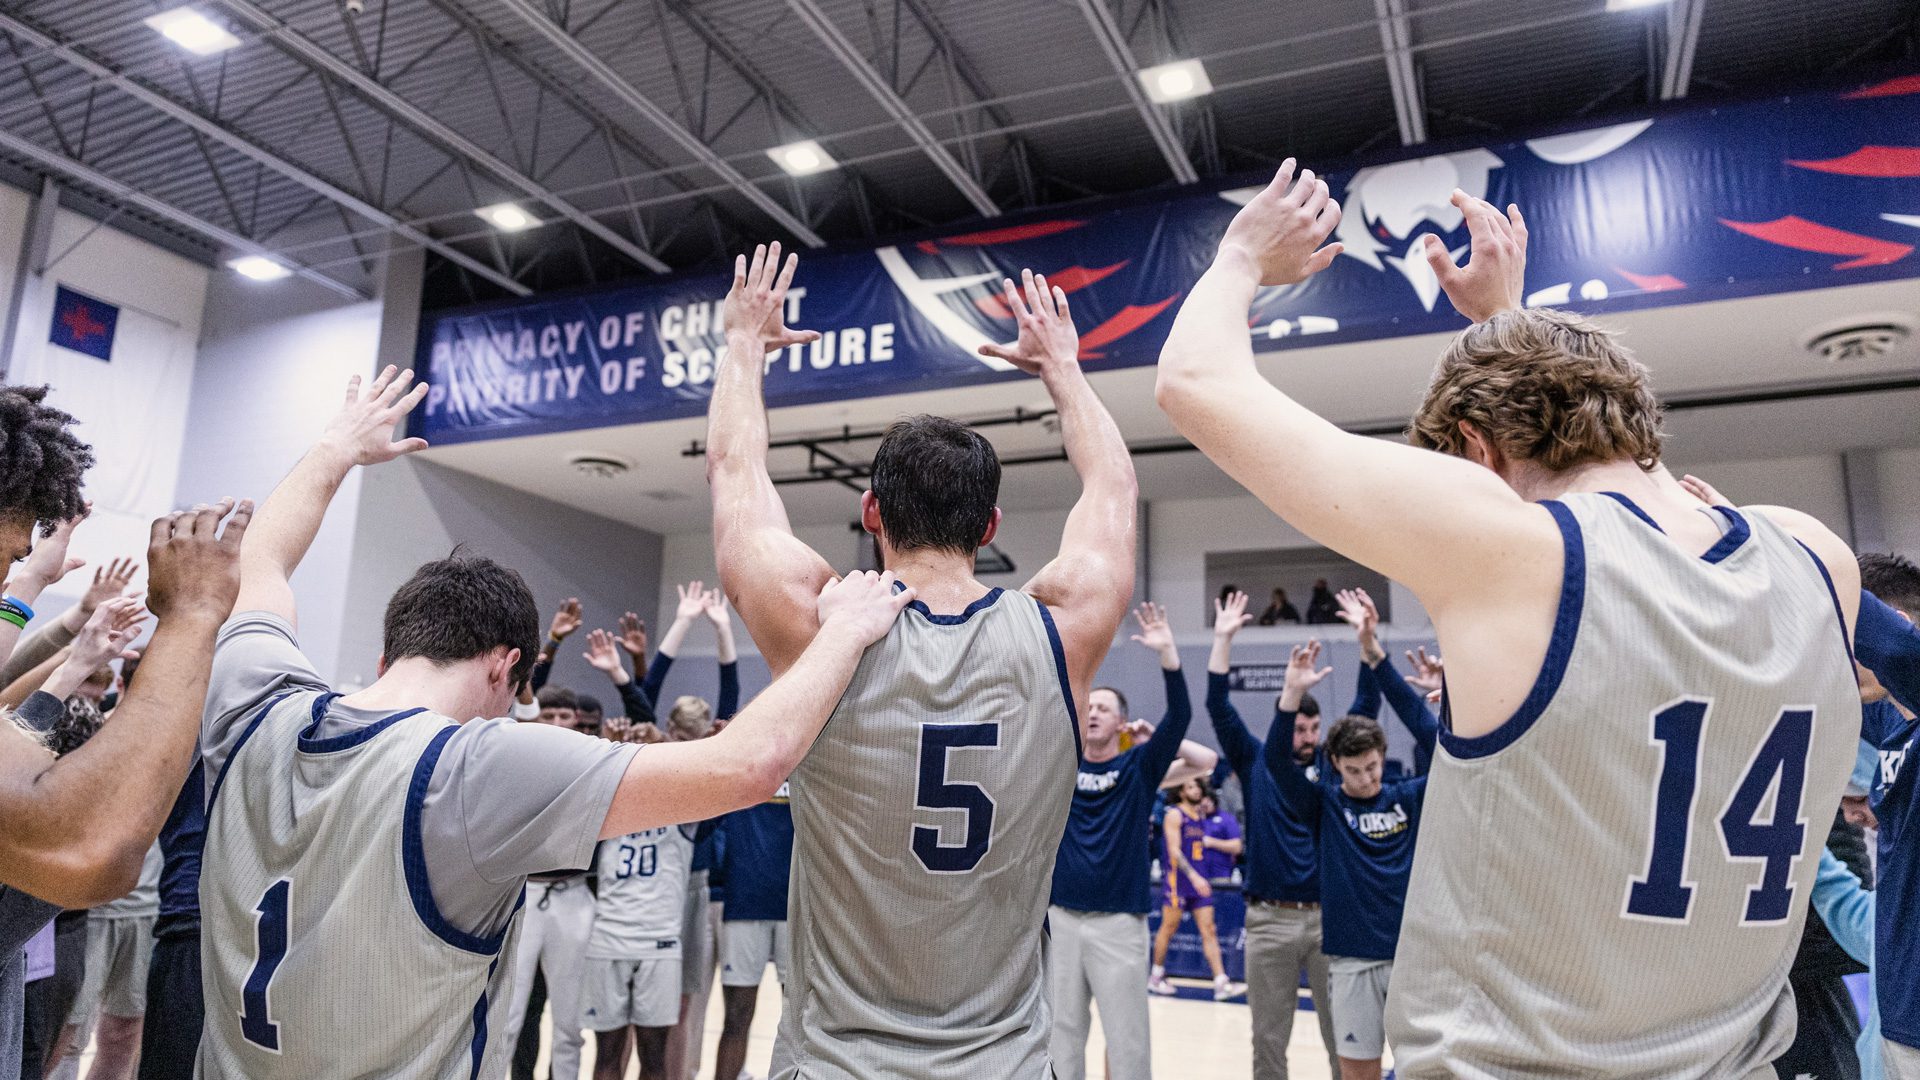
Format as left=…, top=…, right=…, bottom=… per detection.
left=197, top=690, right=520, bottom=1080
left=586, top=824, right=693, bottom=959
left=1386, top=494, right=1861, bottom=1078
left=770, top=588, right=1078, bottom=1080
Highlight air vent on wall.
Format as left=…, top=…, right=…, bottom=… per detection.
left=1799, top=314, right=1914, bottom=364
left=568, top=453, right=632, bottom=479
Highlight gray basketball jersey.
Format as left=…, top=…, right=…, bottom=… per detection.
left=1387, top=494, right=1861, bottom=1078
left=586, top=824, right=694, bottom=959
left=198, top=691, right=519, bottom=1080
left=771, top=588, right=1078, bottom=1080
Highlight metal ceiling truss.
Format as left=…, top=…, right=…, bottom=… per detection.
left=1659, top=0, right=1705, bottom=100
left=1374, top=0, right=1427, bottom=145
left=1072, top=0, right=1200, bottom=184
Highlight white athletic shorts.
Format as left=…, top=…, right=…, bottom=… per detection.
left=580, top=955, right=682, bottom=1030
left=719, top=920, right=790, bottom=988
left=1329, top=955, right=1393, bottom=1061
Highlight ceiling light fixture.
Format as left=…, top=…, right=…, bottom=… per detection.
left=476, top=203, right=539, bottom=232
left=1604, top=0, right=1669, bottom=11
left=767, top=140, right=838, bottom=177
left=144, top=8, right=241, bottom=55
left=1139, top=60, right=1212, bottom=104
left=228, top=254, right=291, bottom=282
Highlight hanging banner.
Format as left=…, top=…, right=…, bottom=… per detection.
left=49, top=285, right=118, bottom=362
left=415, top=74, right=1920, bottom=445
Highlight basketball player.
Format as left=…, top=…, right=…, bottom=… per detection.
left=581, top=813, right=695, bottom=1080
left=708, top=245, right=1136, bottom=1079
left=194, top=366, right=916, bottom=1080
left=1156, top=165, right=1861, bottom=1075
left=1148, top=776, right=1245, bottom=1002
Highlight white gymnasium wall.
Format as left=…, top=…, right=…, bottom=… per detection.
left=2, top=197, right=210, bottom=613
left=1875, top=447, right=1920, bottom=560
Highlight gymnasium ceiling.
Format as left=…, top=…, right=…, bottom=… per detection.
left=0, top=0, right=1914, bottom=306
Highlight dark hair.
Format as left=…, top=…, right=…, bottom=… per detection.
left=1278, top=691, right=1321, bottom=718
left=1326, top=714, right=1386, bottom=760
left=0, top=386, right=93, bottom=534
left=869, top=415, right=1000, bottom=555
left=536, top=686, right=577, bottom=711
left=1093, top=685, right=1129, bottom=716
left=1861, top=552, right=1920, bottom=616
left=573, top=694, right=603, bottom=716
left=47, top=697, right=105, bottom=757
left=1180, top=775, right=1214, bottom=802
left=383, top=555, right=540, bottom=684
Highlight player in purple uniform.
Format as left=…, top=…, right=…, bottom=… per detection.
left=1198, top=793, right=1243, bottom=883
left=1150, top=777, right=1245, bottom=1000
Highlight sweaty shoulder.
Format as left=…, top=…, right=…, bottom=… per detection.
left=1745, top=505, right=1860, bottom=633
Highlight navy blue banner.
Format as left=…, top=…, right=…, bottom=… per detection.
left=49, top=285, right=117, bottom=362
left=416, top=74, right=1920, bottom=445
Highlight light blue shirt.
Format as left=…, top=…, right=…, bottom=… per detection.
left=1810, top=849, right=1879, bottom=1080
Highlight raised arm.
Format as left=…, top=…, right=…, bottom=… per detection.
left=1855, top=589, right=1919, bottom=715
left=236, top=367, right=429, bottom=624
left=709, top=244, right=836, bottom=675
left=1264, top=641, right=1332, bottom=781
left=704, top=588, right=741, bottom=720
left=639, top=583, right=704, bottom=706
left=599, top=571, right=913, bottom=836
left=1155, top=167, right=1560, bottom=610
left=0, top=502, right=246, bottom=908
left=1205, top=591, right=1261, bottom=774
left=4, top=599, right=143, bottom=708
left=583, top=628, right=658, bottom=729
left=530, top=598, right=581, bottom=693
left=0, top=514, right=86, bottom=677
left=985, top=272, right=1138, bottom=702
left=1129, top=603, right=1203, bottom=781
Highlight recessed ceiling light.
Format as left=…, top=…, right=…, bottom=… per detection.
left=1604, top=0, right=1668, bottom=10
left=476, top=203, right=539, bottom=232
left=767, top=140, right=837, bottom=177
left=143, top=8, right=241, bottom=56
left=1139, top=59, right=1212, bottom=104
left=228, top=255, right=291, bottom=281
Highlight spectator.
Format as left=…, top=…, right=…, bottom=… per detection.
left=1304, top=579, right=1340, bottom=624
left=1258, top=588, right=1300, bottom=626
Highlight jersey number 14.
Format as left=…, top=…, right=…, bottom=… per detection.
left=1624, top=699, right=1815, bottom=925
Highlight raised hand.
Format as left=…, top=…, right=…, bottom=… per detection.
left=675, top=581, right=707, bottom=622
left=1216, top=159, right=1344, bottom=287
left=320, top=367, right=431, bottom=466
left=1424, top=190, right=1527, bottom=323
left=1404, top=645, right=1445, bottom=695
left=1334, top=588, right=1380, bottom=660
left=583, top=628, right=627, bottom=677
left=815, top=570, right=915, bottom=648
left=978, top=269, right=1079, bottom=376
left=1679, top=473, right=1731, bottom=508
left=1129, top=601, right=1176, bottom=659
left=1212, top=590, right=1253, bottom=638
left=1121, top=718, right=1155, bottom=743
left=723, top=242, right=821, bottom=354
left=145, top=499, right=252, bottom=623
left=80, top=557, right=138, bottom=615
left=617, top=612, right=648, bottom=658
left=1284, top=640, right=1333, bottom=695
left=69, top=597, right=145, bottom=671
left=548, top=597, right=583, bottom=642
left=701, top=588, right=732, bottom=630
left=9, top=510, right=88, bottom=600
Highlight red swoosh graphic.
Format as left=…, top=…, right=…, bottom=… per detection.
left=1844, top=75, right=1920, bottom=99
left=1719, top=216, right=1913, bottom=269
left=1077, top=297, right=1179, bottom=359
left=921, top=220, right=1088, bottom=254
left=1613, top=267, right=1685, bottom=292
left=974, top=262, right=1130, bottom=318
left=1787, top=146, right=1920, bottom=177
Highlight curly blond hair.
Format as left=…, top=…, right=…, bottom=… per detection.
left=1408, top=307, right=1665, bottom=473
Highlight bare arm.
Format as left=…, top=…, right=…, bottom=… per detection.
left=708, top=244, right=836, bottom=675
left=0, top=648, right=66, bottom=709
left=1154, top=166, right=1559, bottom=611
left=0, top=503, right=247, bottom=908
left=0, top=515, right=87, bottom=677
left=996, top=272, right=1138, bottom=697
left=1158, top=741, right=1220, bottom=789
left=599, top=571, right=913, bottom=837
left=236, top=367, right=430, bottom=624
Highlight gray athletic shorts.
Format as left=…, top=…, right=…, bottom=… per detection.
left=680, top=871, right=715, bottom=996
left=1329, top=955, right=1393, bottom=1061
left=74, top=915, right=154, bottom=1022
left=580, top=955, right=682, bottom=1030
left=1887, top=1038, right=1920, bottom=1080
left=719, top=920, right=790, bottom=988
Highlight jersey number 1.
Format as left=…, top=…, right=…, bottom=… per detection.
left=241, top=879, right=291, bottom=1051
left=912, top=723, right=999, bottom=873
left=1624, top=699, right=1814, bottom=924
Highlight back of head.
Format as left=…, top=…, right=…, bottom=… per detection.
left=535, top=686, right=577, bottom=711
left=1326, top=714, right=1387, bottom=761
left=1860, top=551, right=1920, bottom=615
left=383, top=555, right=540, bottom=684
left=0, top=385, right=93, bottom=535
left=869, top=414, right=1000, bottom=555
left=1409, top=307, right=1665, bottom=474
left=668, top=695, right=712, bottom=741
left=48, top=697, right=105, bottom=757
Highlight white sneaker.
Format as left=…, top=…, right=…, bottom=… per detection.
left=1213, top=978, right=1247, bottom=1001
left=1147, top=974, right=1177, bottom=996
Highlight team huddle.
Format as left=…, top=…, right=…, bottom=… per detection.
left=3, top=160, right=1918, bottom=1080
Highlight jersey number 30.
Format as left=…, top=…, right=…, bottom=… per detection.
left=912, top=723, right=1000, bottom=873
left=1624, top=699, right=1815, bottom=925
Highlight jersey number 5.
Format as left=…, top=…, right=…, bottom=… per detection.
left=240, top=879, right=291, bottom=1052
left=912, top=723, right=999, bottom=873
left=1624, top=699, right=1815, bottom=925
